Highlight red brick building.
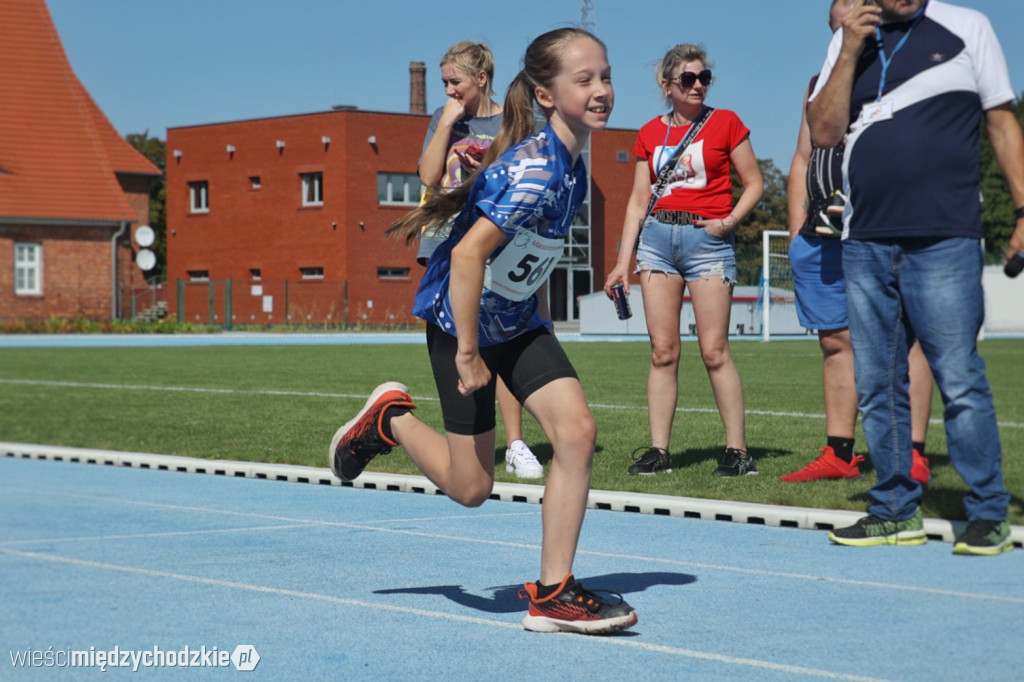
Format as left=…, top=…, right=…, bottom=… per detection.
left=0, top=0, right=162, bottom=322
left=167, top=105, right=638, bottom=327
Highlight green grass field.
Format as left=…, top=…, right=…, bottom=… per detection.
left=1, top=338, right=1021, bottom=523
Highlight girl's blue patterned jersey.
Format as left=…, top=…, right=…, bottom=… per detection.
left=413, top=124, right=586, bottom=347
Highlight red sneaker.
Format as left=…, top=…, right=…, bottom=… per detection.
left=780, top=447, right=864, bottom=482
left=519, top=574, right=637, bottom=635
left=329, top=382, right=415, bottom=482
left=911, top=448, right=931, bottom=486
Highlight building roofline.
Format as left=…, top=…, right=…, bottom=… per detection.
left=114, top=168, right=163, bottom=179
left=0, top=216, right=124, bottom=228
left=167, top=108, right=431, bottom=132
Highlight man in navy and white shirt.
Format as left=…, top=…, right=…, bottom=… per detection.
left=808, top=0, right=1024, bottom=554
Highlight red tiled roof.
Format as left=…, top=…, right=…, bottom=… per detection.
left=0, top=0, right=161, bottom=223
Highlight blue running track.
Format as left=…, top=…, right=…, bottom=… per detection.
left=2, top=449, right=1021, bottom=681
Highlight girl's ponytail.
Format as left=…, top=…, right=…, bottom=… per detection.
left=386, top=28, right=604, bottom=244
left=385, top=69, right=540, bottom=244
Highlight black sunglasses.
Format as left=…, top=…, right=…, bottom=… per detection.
left=674, top=69, right=713, bottom=88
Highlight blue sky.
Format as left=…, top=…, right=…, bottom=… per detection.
left=47, top=0, right=1024, bottom=175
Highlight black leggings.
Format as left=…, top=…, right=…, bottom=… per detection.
left=426, top=324, right=578, bottom=435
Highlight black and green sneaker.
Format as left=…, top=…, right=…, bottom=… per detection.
left=829, top=509, right=927, bottom=546
left=953, top=519, right=1014, bottom=556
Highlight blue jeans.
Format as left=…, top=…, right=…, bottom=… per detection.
left=843, top=237, right=1009, bottom=522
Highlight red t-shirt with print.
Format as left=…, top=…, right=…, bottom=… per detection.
left=633, top=109, right=750, bottom=219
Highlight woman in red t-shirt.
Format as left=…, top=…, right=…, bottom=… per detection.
left=604, top=43, right=763, bottom=478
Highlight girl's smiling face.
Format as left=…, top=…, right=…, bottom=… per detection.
left=541, top=37, right=614, bottom=140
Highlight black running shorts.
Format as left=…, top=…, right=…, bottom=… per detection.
left=426, top=323, right=578, bottom=435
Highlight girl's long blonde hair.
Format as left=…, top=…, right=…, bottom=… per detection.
left=386, top=28, right=605, bottom=244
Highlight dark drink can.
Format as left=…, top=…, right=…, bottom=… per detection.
left=611, top=283, right=632, bottom=320
left=1005, top=251, right=1024, bottom=278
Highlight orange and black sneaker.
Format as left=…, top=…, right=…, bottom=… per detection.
left=780, top=447, right=864, bottom=482
left=329, top=382, right=415, bottom=482
left=519, top=573, right=637, bottom=634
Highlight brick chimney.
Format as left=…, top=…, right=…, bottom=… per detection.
left=409, top=61, right=426, bottom=114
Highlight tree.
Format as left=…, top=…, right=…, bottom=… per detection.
left=736, top=158, right=789, bottom=243
left=126, top=132, right=167, bottom=280
left=979, top=94, right=1024, bottom=260
left=731, top=158, right=789, bottom=284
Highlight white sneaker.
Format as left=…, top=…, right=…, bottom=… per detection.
left=505, top=440, right=544, bottom=479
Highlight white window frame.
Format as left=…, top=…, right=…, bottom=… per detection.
left=14, top=242, right=42, bottom=295
left=187, top=270, right=209, bottom=282
left=189, top=181, right=209, bottom=213
left=301, top=172, right=323, bottom=206
left=299, top=266, right=324, bottom=280
left=377, top=267, right=410, bottom=280
left=377, top=172, right=423, bottom=206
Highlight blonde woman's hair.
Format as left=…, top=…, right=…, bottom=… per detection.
left=387, top=28, right=605, bottom=244
left=440, top=42, right=496, bottom=102
left=657, top=43, right=713, bottom=105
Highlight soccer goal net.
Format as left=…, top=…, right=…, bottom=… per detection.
left=759, top=230, right=801, bottom=341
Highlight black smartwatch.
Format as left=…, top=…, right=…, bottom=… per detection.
left=1016, top=205, right=1024, bottom=220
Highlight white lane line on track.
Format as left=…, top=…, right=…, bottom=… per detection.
left=0, top=485, right=536, bottom=538
left=0, top=523, right=320, bottom=546
left=4, top=377, right=1020, bottom=427
left=0, top=377, right=360, bottom=400
left=4, top=489, right=1021, bottom=606
left=0, top=547, right=894, bottom=682
left=0, top=548, right=521, bottom=631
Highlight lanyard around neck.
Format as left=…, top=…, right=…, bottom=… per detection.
left=874, top=7, right=926, bottom=101
left=659, top=106, right=705, bottom=170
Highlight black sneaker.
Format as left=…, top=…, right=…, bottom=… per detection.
left=953, top=519, right=1014, bottom=556
left=713, top=448, right=758, bottom=477
left=627, top=447, right=671, bottom=475
left=329, top=382, right=415, bottom=482
left=519, top=573, right=638, bottom=634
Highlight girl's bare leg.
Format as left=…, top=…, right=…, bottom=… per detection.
left=390, top=413, right=496, bottom=508
left=522, top=377, right=596, bottom=585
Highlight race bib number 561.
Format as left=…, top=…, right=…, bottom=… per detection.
left=484, top=227, right=564, bottom=302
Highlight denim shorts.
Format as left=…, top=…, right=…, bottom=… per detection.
left=789, top=233, right=848, bottom=331
left=635, top=216, right=736, bottom=282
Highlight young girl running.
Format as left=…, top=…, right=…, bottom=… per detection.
left=417, top=41, right=543, bottom=480
left=329, top=28, right=637, bottom=635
